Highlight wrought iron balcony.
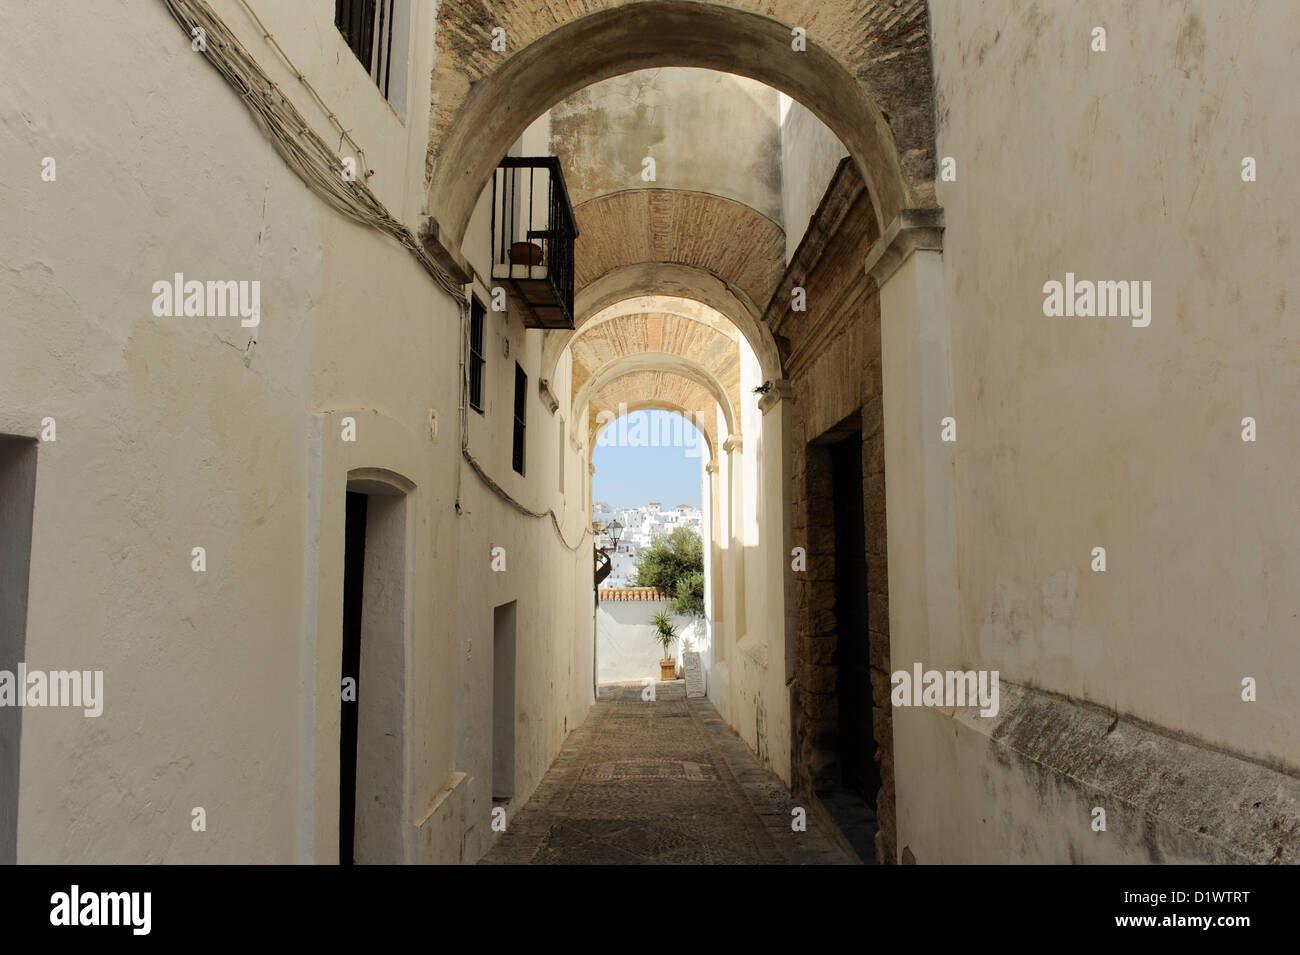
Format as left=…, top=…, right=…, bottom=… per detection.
left=491, top=157, right=578, bottom=330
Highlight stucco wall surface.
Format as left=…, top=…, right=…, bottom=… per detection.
left=780, top=98, right=849, bottom=263
left=931, top=0, right=1300, bottom=772
left=596, top=598, right=702, bottom=684
left=0, top=0, right=593, bottom=864
left=550, top=68, right=782, bottom=219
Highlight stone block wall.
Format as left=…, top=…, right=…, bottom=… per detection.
left=778, top=163, right=896, bottom=861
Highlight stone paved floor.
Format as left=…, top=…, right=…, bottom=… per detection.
left=480, top=682, right=856, bottom=865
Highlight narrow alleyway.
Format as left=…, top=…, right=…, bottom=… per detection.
left=481, top=683, right=857, bottom=865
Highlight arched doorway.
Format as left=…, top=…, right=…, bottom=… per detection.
left=340, top=470, right=413, bottom=865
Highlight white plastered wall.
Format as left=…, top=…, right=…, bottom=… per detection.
left=0, top=0, right=592, bottom=864
left=887, top=0, right=1300, bottom=862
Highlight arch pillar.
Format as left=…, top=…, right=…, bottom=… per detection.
left=704, top=457, right=722, bottom=624
left=720, top=433, right=746, bottom=675
left=752, top=378, right=796, bottom=786
left=704, top=453, right=730, bottom=716
left=699, top=454, right=718, bottom=693
left=865, top=210, right=951, bottom=668
left=865, top=210, right=951, bottom=864
left=757, top=380, right=796, bottom=689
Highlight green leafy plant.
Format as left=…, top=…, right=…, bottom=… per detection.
left=634, top=526, right=705, bottom=617
left=650, top=609, right=678, bottom=658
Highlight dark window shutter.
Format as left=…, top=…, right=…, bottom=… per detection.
left=469, top=298, right=486, bottom=413
left=512, top=363, right=527, bottom=475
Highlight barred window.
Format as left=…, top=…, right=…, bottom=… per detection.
left=335, top=0, right=402, bottom=104
left=469, top=296, right=486, bottom=413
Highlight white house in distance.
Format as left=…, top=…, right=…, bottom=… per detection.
left=593, top=502, right=702, bottom=587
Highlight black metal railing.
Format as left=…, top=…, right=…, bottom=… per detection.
left=491, top=157, right=578, bottom=328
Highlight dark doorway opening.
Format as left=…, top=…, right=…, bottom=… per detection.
left=831, top=432, right=879, bottom=806
left=816, top=429, right=881, bottom=862
left=492, top=601, right=518, bottom=800
left=339, top=490, right=368, bottom=865
left=0, top=436, right=38, bottom=865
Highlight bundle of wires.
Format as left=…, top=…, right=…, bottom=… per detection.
left=161, top=0, right=463, bottom=300
left=162, top=0, right=590, bottom=553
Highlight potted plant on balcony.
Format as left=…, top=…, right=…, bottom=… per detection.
left=651, top=610, right=678, bottom=681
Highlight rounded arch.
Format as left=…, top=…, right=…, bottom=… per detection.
left=589, top=400, right=717, bottom=465
left=576, top=185, right=784, bottom=234
left=428, top=0, right=932, bottom=248
left=542, top=262, right=780, bottom=383
left=578, top=295, right=742, bottom=340
left=569, top=307, right=741, bottom=435
left=346, top=467, right=416, bottom=497
left=578, top=261, right=763, bottom=321
left=575, top=352, right=737, bottom=440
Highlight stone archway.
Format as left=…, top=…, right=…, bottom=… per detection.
left=429, top=0, right=947, bottom=865
left=426, top=0, right=936, bottom=246
left=577, top=355, right=737, bottom=450
left=589, top=398, right=718, bottom=467
left=544, top=263, right=782, bottom=386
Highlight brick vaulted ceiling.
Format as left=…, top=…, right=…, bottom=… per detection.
left=564, top=189, right=774, bottom=456
left=571, top=305, right=740, bottom=459
left=573, top=190, right=786, bottom=310
left=571, top=311, right=740, bottom=414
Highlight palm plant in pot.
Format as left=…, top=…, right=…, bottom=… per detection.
left=650, top=610, right=678, bottom=680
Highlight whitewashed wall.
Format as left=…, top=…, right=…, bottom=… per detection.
left=597, top=598, right=704, bottom=684
left=0, top=0, right=593, bottom=864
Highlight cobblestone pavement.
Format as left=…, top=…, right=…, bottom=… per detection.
left=480, top=682, right=856, bottom=864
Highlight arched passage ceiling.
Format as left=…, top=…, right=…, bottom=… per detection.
left=534, top=63, right=791, bottom=385
left=574, top=190, right=785, bottom=312
left=435, top=2, right=937, bottom=451
left=541, top=190, right=785, bottom=404
left=570, top=310, right=741, bottom=427
left=581, top=295, right=742, bottom=339
left=552, top=262, right=781, bottom=381
left=426, top=0, right=936, bottom=244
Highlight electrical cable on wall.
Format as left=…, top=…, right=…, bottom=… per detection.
left=456, top=296, right=589, bottom=552
left=161, top=0, right=462, bottom=300
left=165, top=0, right=588, bottom=553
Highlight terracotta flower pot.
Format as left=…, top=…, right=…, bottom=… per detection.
left=660, top=659, right=678, bottom=680
left=509, top=241, right=544, bottom=266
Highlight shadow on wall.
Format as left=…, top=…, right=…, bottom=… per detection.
left=597, top=597, right=706, bottom=683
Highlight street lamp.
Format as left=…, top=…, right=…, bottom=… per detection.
left=608, top=520, right=623, bottom=544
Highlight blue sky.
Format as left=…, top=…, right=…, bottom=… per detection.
left=591, top=410, right=704, bottom=509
